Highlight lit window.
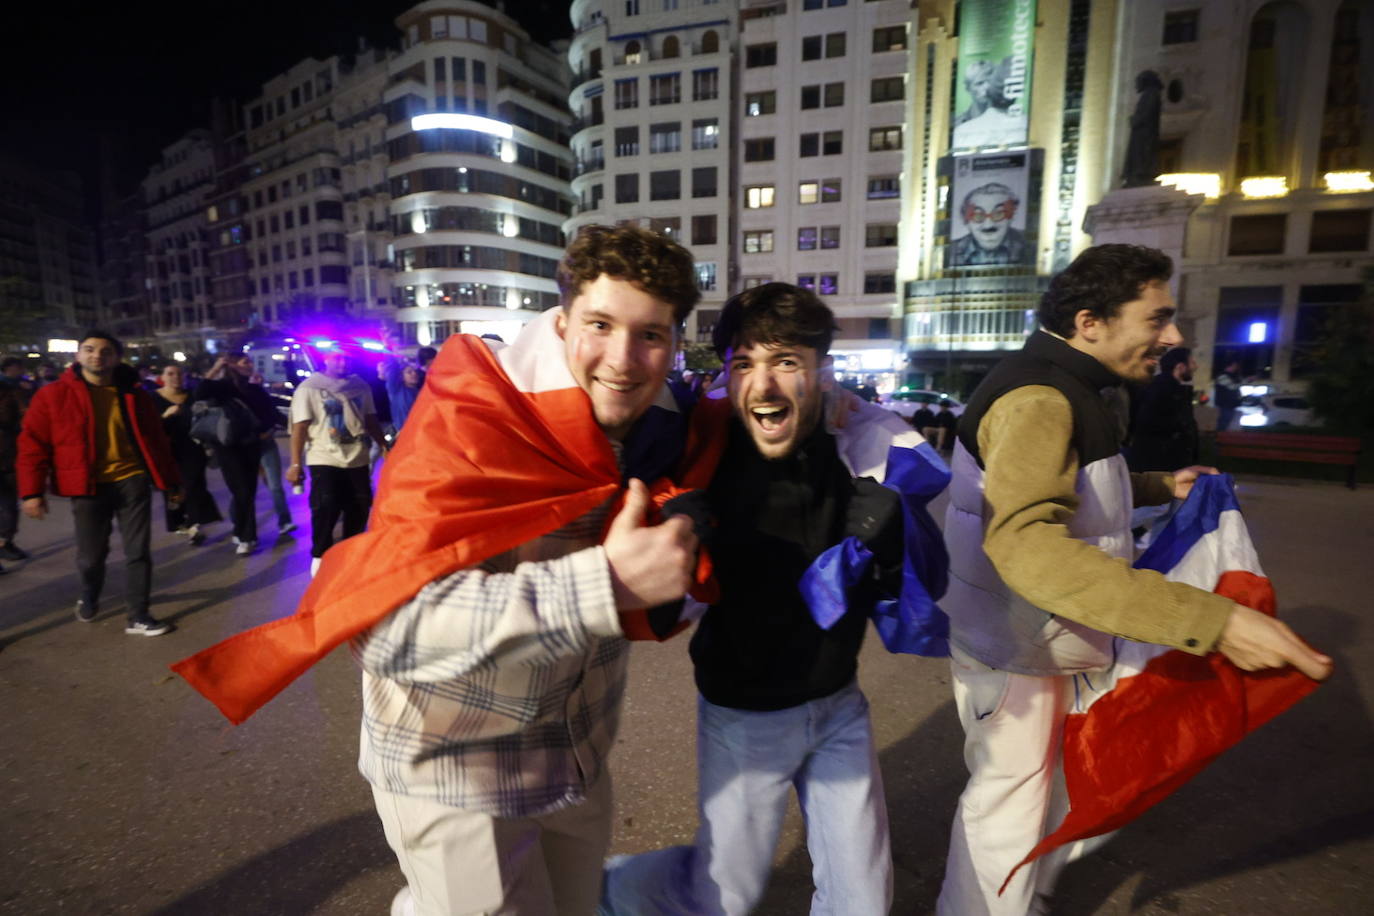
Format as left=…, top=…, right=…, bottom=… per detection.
left=745, top=185, right=776, bottom=209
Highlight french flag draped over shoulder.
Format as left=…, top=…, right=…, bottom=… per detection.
left=1002, top=474, right=1322, bottom=892
left=172, top=309, right=710, bottom=725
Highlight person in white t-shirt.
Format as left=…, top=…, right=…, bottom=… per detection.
left=286, top=350, right=388, bottom=573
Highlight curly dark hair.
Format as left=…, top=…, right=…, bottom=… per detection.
left=556, top=224, right=700, bottom=323
left=712, top=282, right=838, bottom=358
left=1037, top=244, right=1173, bottom=338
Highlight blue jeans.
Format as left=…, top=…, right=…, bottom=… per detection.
left=258, top=437, right=292, bottom=527
left=601, top=681, right=891, bottom=916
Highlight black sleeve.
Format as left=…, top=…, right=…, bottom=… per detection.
left=844, top=477, right=904, bottom=595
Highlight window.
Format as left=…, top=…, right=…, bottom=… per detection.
left=692, top=214, right=717, bottom=245
left=746, top=43, right=777, bottom=68
left=873, top=25, right=906, bottom=52
left=867, top=318, right=890, bottom=339
left=871, top=76, right=904, bottom=103
left=798, top=227, right=818, bottom=250
left=702, top=29, right=720, bottom=52
left=1309, top=210, right=1371, bottom=253
left=649, top=169, right=680, bottom=200
left=800, top=133, right=820, bottom=158
left=868, top=175, right=900, bottom=199
left=801, top=180, right=841, bottom=204
left=284, top=210, right=294, bottom=229
left=693, top=68, right=719, bottom=101
left=742, top=276, right=770, bottom=289
left=661, top=35, right=680, bottom=58
left=616, top=173, right=639, bottom=203
left=866, top=223, right=898, bottom=247
left=1163, top=9, right=1199, bottom=45
left=820, top=226, right=840, bottom=249
left=825, top=32, right=846, bottom=58
left=650, top=73, right=681, bottom=105
left=745, top=91, right=776, bottom=116
left=692, top=166, right=717, bottom=198
left=744, top=138, right=775, bottom=162
left=801, top=83, right=843, bottom=109
left=801, top=86, right=821, bottom=110
left=626, top=0, right=640, bottom=14
left=864, top=272, right=896, bottom=294
left=745, top=185, right=776, bottom=209
left=615, top=126, right=640, bottom=156
left=473, top=61, right=485, bottom=84
left=802, top=36, right=823, bottom=61
left=696, top=262, right=717, bottom=291
left=649, top=121, right=682, bottom=153
left=798, top=274, right=816, bottom=291
left=624, top=40, right=643, bottom=64
left=1228, top=214, right=1286, bottom=256
left=744, top=230, right=774, bottom=253
left=614, top=78, right=638, bottom=109
left=692, top=118, right=719, bottom=150
left=823, top=82, right=844, bottom=107
left=822, top=131, right=842, bottom=155
left=818, top=273, right=838, bottom=295
left=869, top=126, right=902, bottom=151
left=649, top=216, right=681, bottom=239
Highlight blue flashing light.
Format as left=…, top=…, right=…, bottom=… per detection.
left=1248, top=322, right=1268, bottom=344
left=313, top=339, right=336, bottom=350
left=359, top=340, right=386, bottom=352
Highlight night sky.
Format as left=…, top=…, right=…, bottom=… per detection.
left=1, top=1, right=572, bottom=216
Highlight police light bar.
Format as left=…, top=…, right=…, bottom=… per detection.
left=411, top=113, right=514, bottom=139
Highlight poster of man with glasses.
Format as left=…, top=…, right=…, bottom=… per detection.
left=948, top=151, right=1032, bottom=268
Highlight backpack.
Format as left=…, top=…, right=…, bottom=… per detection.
left=189, top=397, right=259, bottom=448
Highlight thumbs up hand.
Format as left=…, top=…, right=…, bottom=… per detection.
left=604, top=478, right=699, bottom=611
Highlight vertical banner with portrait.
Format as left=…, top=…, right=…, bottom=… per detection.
left=951, top=0, right=1037, bottom=152
left=947, top=151, right=1035, bottom=268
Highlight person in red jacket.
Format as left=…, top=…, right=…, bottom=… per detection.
left=18, top=330, right=183, bottom=636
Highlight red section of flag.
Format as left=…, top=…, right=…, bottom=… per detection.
left=1000, top=570, right=1321, bottom=893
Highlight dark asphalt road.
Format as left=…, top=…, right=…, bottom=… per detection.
left=2, top=471, right=1371, bottom=915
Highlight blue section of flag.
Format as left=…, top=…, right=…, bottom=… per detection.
left=800, top=441, right=953, bottom=657
left=1135, top=474, right=1241, bottom=574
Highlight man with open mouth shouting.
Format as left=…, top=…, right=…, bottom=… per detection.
left=601, top=282, right=952, bottom=915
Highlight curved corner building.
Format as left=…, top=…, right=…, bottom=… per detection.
left=387, top=1, right=575, bottom=346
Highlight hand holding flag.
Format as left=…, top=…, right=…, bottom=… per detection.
left=1218, top=603, right=1332, bottom=680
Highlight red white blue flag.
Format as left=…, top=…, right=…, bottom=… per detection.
left=1003, top=473, right=1322, bottom=891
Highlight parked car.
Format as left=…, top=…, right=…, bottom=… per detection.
left=1237, top=393, right=1321, bottom=428
left=880, top=389, right=965, bottom=419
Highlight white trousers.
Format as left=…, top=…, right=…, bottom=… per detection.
left=937, top=647, right=1109, bottom=916
left=372, top=773, right=613, bottom=916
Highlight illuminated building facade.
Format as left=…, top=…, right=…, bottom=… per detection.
left=386, top=0, right=575, bottom=347
left=1115, top=0, right=1374, bottom=390
left=900, top=0, right=1125, bottom=390
left=142, top=131, right=218, bottom=357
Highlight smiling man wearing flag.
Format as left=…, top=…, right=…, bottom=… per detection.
left=936, top=244, right=1332, bottom=916
left=174, top=225, right=704, bottom=916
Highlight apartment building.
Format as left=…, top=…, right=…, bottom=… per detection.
left=737, top=0, right=915, bottom=377
left=99, top=190, right=150, bottom=348
left=0, top=156, right=100, bottom=350
left=1114, top=0, right=1374, bottom=390
left=386, top=0, right=575, bottom=347
left=565, top=0, right=738, bottom=343
left=142, top=131, right=218, bottom=356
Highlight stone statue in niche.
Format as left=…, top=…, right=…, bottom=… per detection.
left=1122, top=70, right=1164, bottom=188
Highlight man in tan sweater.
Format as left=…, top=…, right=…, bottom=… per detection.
left=937, top=244, right=1330, bottom=915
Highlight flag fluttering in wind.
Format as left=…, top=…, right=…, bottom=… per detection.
left=1001, top=474, right=1322, bottom=893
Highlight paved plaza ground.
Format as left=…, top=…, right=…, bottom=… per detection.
left=1, top=470, right=1371, bottom=914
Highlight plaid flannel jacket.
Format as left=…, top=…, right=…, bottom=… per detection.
left=351, top=494, right=627, bottom=818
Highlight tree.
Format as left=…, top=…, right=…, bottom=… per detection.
left=682, top=342, right=722, bottom=371
left=1305, top=266, right=1374, bottom=434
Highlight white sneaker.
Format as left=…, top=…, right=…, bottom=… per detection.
left=390, top=886, right=415, bottom=916
left=280, top=521, right=298, bottom=535
left=235, top=540, right=256, bottom=556
left=310, top=556, right=322, bottom=577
